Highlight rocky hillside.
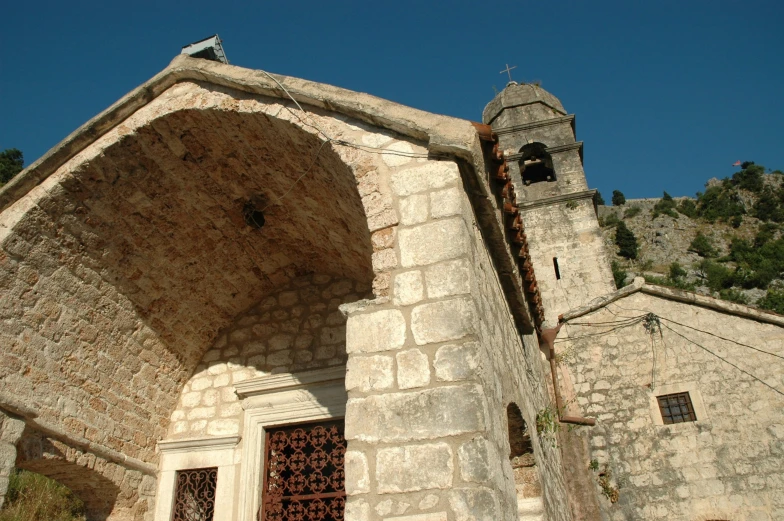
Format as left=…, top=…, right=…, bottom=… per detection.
left=598, top=162, right=784, bottom=314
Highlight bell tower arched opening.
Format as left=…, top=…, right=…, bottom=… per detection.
left=519, top=142, right=556, bottom=185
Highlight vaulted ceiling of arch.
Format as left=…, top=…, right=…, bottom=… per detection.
left=28, top=108, right=373, bottom=365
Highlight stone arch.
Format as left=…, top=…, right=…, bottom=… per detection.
left=0, top=79, right=406, bottom=489
left=14, top=426, right=154, bottom=520
left=518, top=142, right=555, bottom=185
left=506, top=402, right=542, bottom=503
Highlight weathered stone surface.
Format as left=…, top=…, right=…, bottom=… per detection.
left=384, top=513, right=448, bottom=521
left=399, top=218, right=469, bottom=268
left=411, top=298, right=476, bottom=345
left=168, top=274, right=368, bottom=438
left=393, top=271, right=424, bottom=306
left=376, top=443, right=453, bottom=493
left=424, top=259, right=471, bottom=299
left=345, top=498, right=370, bottom=521
left=345, top=450, right=370, bottom=494
left=430, top=187, right=462, bottom=219
left=434, top=343, right=479, bottom=381
left=383, top=141, right=416, bottom=167
left=345, top=384, right=487, bottom=442
left=390, top=163, right=460, bottom=197
left=448, top=487, right=500, bottom=521
left=399, top=194, right=429, bottom=225
left=396, top=349, right=431, bottom=390
left=458, top=437, right=499, bottom=483
left=346, top=355, right=394, bottom=392
left=346, top=309, right=407, bottom=353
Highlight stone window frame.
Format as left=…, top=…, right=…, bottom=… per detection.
left=234, top=366, right=347, bottom=521
left=154, top=435, right=241, bottom=521
left=648, top=381, right=707, bottom=428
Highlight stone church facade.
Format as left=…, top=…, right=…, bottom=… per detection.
left=0, top=54, right=781, bottom=521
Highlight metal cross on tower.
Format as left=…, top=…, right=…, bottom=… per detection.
left=500, top=64, right=517, bottom=82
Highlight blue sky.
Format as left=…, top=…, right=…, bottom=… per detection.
left=1, top=1, right=782, bottom=199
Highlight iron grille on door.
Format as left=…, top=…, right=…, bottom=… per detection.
left=171, top=467, right=218, bottom=521
left=261, top=419, right=346, bottom=521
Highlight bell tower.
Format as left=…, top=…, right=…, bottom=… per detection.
left=483, top=82, right=614, bottom=324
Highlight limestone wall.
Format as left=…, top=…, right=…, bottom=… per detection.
left=467, top=209, right=573, bottom=521
left=340, top=158, right=575, bottom=521
left=522, top=200, right=615, bottom=326
left=558, top=291, right=784, bottom=521
left=168, top=274, right=369, bottom=439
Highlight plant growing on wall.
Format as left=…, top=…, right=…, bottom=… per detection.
left=611, top=190, right=626, bottom=206
left=535, top=406, right=560, bottom=448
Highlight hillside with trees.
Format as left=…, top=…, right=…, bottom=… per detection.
left=598, top=162, right=784, bottom=314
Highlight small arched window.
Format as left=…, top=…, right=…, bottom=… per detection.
left=507, top=403, right=535, bottom=465
left=518, top=143, right=556, bottom=185
left=506, top=403, right=542, bottom=502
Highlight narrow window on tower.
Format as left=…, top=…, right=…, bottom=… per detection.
left=553, top=257, right=561, bottom=280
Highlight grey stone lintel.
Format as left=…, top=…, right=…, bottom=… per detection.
left=517, top=188, right=597, bottom=212
left=492, top=114, right=575, bottom=136
left=560, top=277, right=784, bottom=327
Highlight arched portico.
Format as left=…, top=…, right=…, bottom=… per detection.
left=1, top=56, right=577, bottom=521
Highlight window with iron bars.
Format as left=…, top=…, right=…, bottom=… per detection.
left=656, top=392, right=697, bottom=424
left=259, top=419, right=346, bottom=521
left=171, top=467, right=218, bottom=521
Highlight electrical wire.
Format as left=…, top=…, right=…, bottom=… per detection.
left=254, top=68, right=432, bottom=209
left=660, top=322, right=784, bottom=397
left=658, top=316, right=784, bottom=361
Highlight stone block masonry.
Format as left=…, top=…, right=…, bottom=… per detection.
left=558, top=290, right=784, bottom=521
left=339, top=157, right=574, bottom=521
left=167, top=273, right=371, bottom=439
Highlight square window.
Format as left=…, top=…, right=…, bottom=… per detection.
left=656, top=392, right=697, bottom=424
left=171, top=467, right=217, bottom=521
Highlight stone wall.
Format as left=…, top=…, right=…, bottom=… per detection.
left=558, top=290, right=784, bottom=521
left=341, top=159, right=574, bottom=521
left=522, top=200, right=615, bottom=326
left=0, top=412, right=24, bottom=509
left=168, top=274, right=370, bottom=439
left=466, top=208, right=573, bottom=521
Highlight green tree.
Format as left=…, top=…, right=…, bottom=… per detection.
left=688, top=232, right=717, bottom=258
left=652, top=191, right=678, bottom=219
left=669, top=262, right=687, bottom=281
left=611, top=260, right=628, bottom=289
left=677, top=199, right=698, bottom=218
left=731, top=163, right=764, bottom=192
left=0, top=148, right=24, bottom=185
left=697, top=259, right=733, bottom=292
left=611, top=190, right=626, bottom=206
left=615, top=221, right=638, bottom=259
left=758, top=288, right=784, bottom=314
left=594, top=191, right=605, bottom=206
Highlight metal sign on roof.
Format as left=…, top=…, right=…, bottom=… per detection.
left=181, top=34, right=229, bottom=64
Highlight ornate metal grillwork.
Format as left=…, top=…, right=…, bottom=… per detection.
left=171, top=467, right=217, bottom=521
left=261, top=420, right=346, bottom=521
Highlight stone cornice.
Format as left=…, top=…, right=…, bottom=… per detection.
left=234, top=366, right=345, bottom=398
left=0, top=55, right=486, bottom=214
left=559, top=277, right=784, bottom=327
left=493, top=114, right=575, bottom=136
left=517, top=189, right=597, bottom=212
left=157, top=435, right=241, bottom=454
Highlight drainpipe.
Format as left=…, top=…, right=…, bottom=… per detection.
left=539, top=324, right=596, bottom=426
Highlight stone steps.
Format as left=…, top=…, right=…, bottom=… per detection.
left=517, top=496, right=545, bottom=521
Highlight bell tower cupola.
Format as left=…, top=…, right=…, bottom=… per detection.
left=483, top=82, right=614, bottom=325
